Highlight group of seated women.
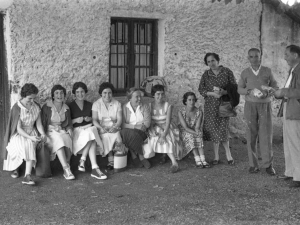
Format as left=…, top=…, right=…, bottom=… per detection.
left=2, top=81, right=212, bottom=186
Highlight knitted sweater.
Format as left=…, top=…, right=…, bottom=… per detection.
left=238, top=66, right=278, bottom=103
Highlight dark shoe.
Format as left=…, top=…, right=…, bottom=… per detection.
left=106, top=164, right=114, bottom=171
left=11, top=170, right=19, bottom=179
left=159, top=155, right=167, bottom=164
left=141, top=159, right=151, bottom=169
left=227, top=159, right=235, bottom=165
left=266, top=166, right=276, bottom=176
left=277, top=174, right=293, bottom=180
left=212, top=160, right=220, bottom=165
left=132, top=157, right=143, bottom=168
left=289, top=181, right=300, bottom=188
left=249, top=167, right=260, bottom=173
left=22, top=174, right=35, bottom=185
left=170, top=164, right=179, bottom=173
left=91, top=168, right=107, bottom=180
left=201, top=160, right=210, bottom=168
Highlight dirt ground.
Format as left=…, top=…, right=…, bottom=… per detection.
left=1, top=132, right=300, bottom=225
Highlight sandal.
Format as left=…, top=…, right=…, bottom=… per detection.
left=195, top=160, right=204, bottom=168
left=201, top=160, right=210, bottom=168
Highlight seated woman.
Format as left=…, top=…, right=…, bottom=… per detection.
left=146, top=84, right=181, bottom=173
left=41, top=84, right=75, bottom=180
left=92, top=82, right=122, bottom=170
left=69, top=82, right=107, bottom=180
left=120, top=88, right=151, bottom=169
left=178, top=92, right=210, bottom=168
left=3, top=83, right=46, bottom=185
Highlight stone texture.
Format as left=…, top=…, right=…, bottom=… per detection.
left=4, top=0, right=299, bottom=137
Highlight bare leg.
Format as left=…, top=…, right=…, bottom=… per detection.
left=213, top=142, right=220, bottom=161
left=221, top=140, right=233, bottom=161
left=167, top=153, right=178, bottom=166
left=88, top=141, right=99, bottom=169
left=56, top=147, right=68, bottom=167
left=25, top=160, right=33, bottom=175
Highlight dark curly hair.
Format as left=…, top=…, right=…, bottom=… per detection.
left=98, top=82, right=115, bottom=96
left=183, top=92, right=197, bottom=105
left=204, top=53, right=220, bottom=66
left=287, top=45, right=300, bottom=57
left=20, top=83, right=39, bottom=98
left=151, top=84, right=165, bottom=97
left=51, top=84, right=66, bottom=100
left=72, top=82, right=88, bottom=94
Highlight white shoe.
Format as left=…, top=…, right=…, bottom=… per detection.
left=63, top=165, right=75, bottom=180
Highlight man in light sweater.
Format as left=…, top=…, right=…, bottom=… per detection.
left=238, top=48, right=278, bottom=175
left=274, top=45, right=300, bottom=188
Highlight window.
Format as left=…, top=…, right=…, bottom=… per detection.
left=109, top=18, right=158, bottom=93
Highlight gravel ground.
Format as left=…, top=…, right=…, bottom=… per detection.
left=1, top=136, right=299, bottom=225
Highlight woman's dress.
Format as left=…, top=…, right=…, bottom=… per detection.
left=146, top=102, right=182, bottom=159
left=45, top=101, right=73, bottom=161
left=69, top=100, right=103, bottom=155
left=198, top=66, right=236, bottom=142
left=4, top=101, right=40, bottom=171
left=178, top=107, right=203, bottom=159
left=92, top=98, right=122, bottom=156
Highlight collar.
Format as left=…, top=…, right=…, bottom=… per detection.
left=250, top=64, right=261, bottom=75
left=126, top=101, right=141, bottom=112
left=47, top=100, right=68, bottom=113
left=17, top=100, right=34, bottom=111
left=100, top=97, right=115, bottom=107
left=291, top=63, right=300, bottom=73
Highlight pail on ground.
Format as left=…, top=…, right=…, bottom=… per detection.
left=114, top=153, right=127, bottom=172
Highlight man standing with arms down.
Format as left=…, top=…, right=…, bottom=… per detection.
left=238, top=48, right=278, bottom=175
left=274, top=45, right=300, bottom=188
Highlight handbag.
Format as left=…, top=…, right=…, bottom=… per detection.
left=219, top=100, right=237, bottom=117
left=142, top=139, right=155, bottom=159
left=35, top=141, right=52, bottom=178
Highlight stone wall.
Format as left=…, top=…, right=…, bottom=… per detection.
left=5, top=0, right=262, bottom=136
left=261, top=3, right=300, bottom=136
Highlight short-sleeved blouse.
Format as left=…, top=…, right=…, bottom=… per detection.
left=92, top=98, right=121, bottom=122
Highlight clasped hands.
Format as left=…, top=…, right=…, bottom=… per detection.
left=30, top=134, right=47, bottom=143
left=211, top=87, right=226, bottom=98
left=100, top=124, right=120, bottom=134
left=74, top=116, right=92, bottom=123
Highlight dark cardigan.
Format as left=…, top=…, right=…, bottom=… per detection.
left=41, top=102, right=73, bottom=133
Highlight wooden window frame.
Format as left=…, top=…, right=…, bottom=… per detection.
left=109, top=17, right=158, bottom=95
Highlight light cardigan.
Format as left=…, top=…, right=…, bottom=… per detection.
left=122, top=102, right=151, bottom=129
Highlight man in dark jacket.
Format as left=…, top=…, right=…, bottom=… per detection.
left=274, top=45, right=300, bottom=188
left=238, top=48, right=278, bottom=175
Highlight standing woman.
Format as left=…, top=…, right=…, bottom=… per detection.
left=3, top=83, right=46, bottom=185
left=41, top=84, right=75, bottom=180
left=147, top=84, right=181, bottom=173
left=92, top=82, right=122, bottom=170
left=69, top=82, right=107, bottom=180
left=178, top=92, right=210, bottom=168
left=198, top=53, right=235, bottom=165
left=120, top=88, right=151, bottom=168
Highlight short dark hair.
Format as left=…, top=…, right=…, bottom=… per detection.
left=151, top=84, right=165, bottom=97
left=72, top=82, right=88, bottom=94
left=98, top=82, right=115, bottom=95
left=287, top=45, right=300, bottom=58
left=183, top=92, right=197, bottom=105
left=20, top=83, right=39, bottom=98
left=204, top=53, right=220, bottom=66
left=248, top=48, right=261, bottom=55
left=51, top=84, right=66, bottom=100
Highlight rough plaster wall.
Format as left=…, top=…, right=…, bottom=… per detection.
left=261, top=3, right=300, bottom=134
left=7, top=0, right=262, bottom=136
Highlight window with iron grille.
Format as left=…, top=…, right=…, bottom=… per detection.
left=110, top=18, right=158, bottom=94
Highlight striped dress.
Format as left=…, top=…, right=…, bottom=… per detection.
left=146, top=102, right=182, bottom=158
left=4, top=101, right=40, bottom=171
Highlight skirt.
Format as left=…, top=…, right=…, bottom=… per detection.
left=101, top=131, right=122, bottom=156
left=146, top=123, right=183, bottom=159
left=4, top=128, right=38, bottom=171
left=46, top=128, right=72, bottom=161
left=120, top=128, right=147, bottom=155
left=73, top=124, right=103, bottom=155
